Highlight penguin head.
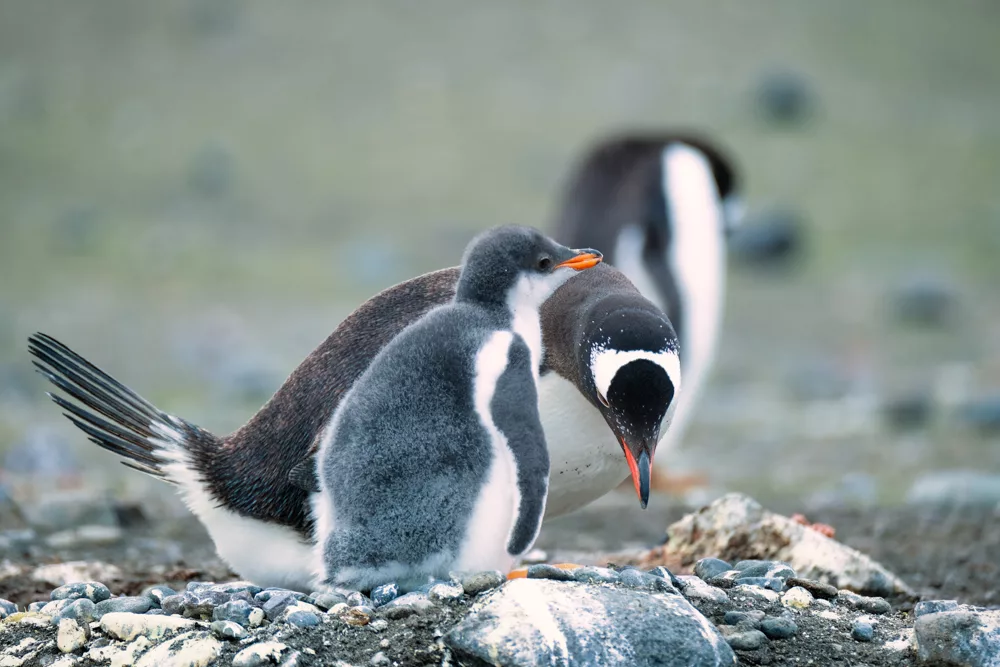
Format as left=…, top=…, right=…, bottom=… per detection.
left=584, top=307, right=681, bottom=509
left=456, top=225, right=603, bottom=310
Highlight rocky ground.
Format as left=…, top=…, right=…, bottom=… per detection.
left=1, top=493, right=998, bottom=667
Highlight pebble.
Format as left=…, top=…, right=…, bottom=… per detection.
left=370, top=651, right=391, bottom=666
left=368, top=619, right=389, bottom=633
left=0, top=599, right=16, bottom=618
left=852, top=620, right=874, bottom=642
left=647, top=566, right=684, bottom=590
left=141, top=585, right=177, bottom=607
left=734, top=560, right=796, bottom=580
left=782, top=586, right=815, bottom=609
left=731, top=585, right=780, bottom=603
left=285, top=610, right=320, bottom=627
left=891, top=274, right=956, bottom=326
left=248, top=607, right=265, bottom=627
left=725, top=629, right=769, bottom=651
left=135, top=630, right=222, bottom=667
left=233, top=641, right=289, bottom=667
left=428, top=582, right=464, bottom=602
left=755, top=69, right=814, bottom=125
left=312, top=592, right=349, bottom=611
left=914, top=607, right=1000, bottom=666
left=263, top=592, right=299, bottom=621
left=340, top=607, right=371, bottom=626
left=733, top=577, right=784, bottom=592
left=722, top=611, right=762, bottom=629
left=254, top=589, right=312, bottom=605
left=40, top=599, right=74, bottom=616
left=57, top=618, right=90, bottom=653
left=95, top=596, right=152, bottom=616
left=212, top=599, right=254, bottom=626
left=913, top=599, right=959, bottom=617
left=28, top=601, right=46, bottom=612
left=159, top=594, right=186, bottom=616
left=760, top=617, right=799, bottom=639
left=181, top=589, right=230, bottom=618
left=785, top=577, right=838, bottom=600
left=347, top=591, right=373, bottom=608
left=693, top=557, right=732, bottom=581
left=837, top=590, right=891, bottom=615
left=675, top=575, right=730, bottom=604
left=621, top=568, right=678, bottom=594
left=382, top=592, right=434, bottom=620
left=458, top=570, right=505, bottom=596
left=369, top=583, right=399, bottom=607
left=527, top=564, right=576, bottom=582
left=208, top=581, right=263, bottom=598
left=51, top=581, right=111, bottom=603
left=211, top=619, right=247, bottom=640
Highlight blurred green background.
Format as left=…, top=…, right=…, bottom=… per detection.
left=2, top=1, right=999, bottom=513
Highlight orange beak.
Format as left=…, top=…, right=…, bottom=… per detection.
left=621, top=438, right=652, bottom=509
left=555, top=251, right=603, bottom=271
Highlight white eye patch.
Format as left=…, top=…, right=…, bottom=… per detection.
left=590, top=348, right=682, bottom=402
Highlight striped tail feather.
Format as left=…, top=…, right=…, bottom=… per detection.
left=27, top=332, right=218, bottom=481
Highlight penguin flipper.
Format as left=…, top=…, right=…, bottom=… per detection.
left=28, top=332, right=220, bottom=480
left=288, top=457, right=320, bottom=493
left=491, top=335, right=550, bottom=557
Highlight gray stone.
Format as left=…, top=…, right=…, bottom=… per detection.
left=347, top=591, right=372, bottom=608
left=648, top=566, right=684, bottom=589
left=458, top=570, right=505, bottom=596
left=369, top=583, right=399, bottom=607
left=285, top=610, right=320, bottom=627
left=914, top=599, right=960, bottom=617
left=369, top=619, right=389, bottom=633
left=263, top=592, right=299, bottom=621
left=571, top=566, right=621, bottom=585
left=915, top=607, right=1000, bottom=667
left=50, top=581, right=111, bottom=603
left=254, top=588, right=311, bottom=605
left=446, top=578, right=735, bottom=666
left=381, top=592, right=434, bottom=619
left=95, top=596, right=152, bottom=616
left=208, top=581, right=263, bottom=598
left=28, top=601, right=46, bottom=612
left=754, top=70, right=814, bottom=125
left=891, top=274, right=957, bottom=326
left=676, top=576, right=730, bottom=605
left=181, top=589, right=230, bottom=618
left=40, top=598, right=74, bottom=616
left=370, top=651, right=391, bottom=666
left=135, top=630, right=222, bottom=667
left=160, top=594, right=186, bottom=616
left=0, top=599, right=16, bottom=618
left=851, top=620, right=874, bottom=642
left=527, top=563, right=577, bottom=582
left=694, top=558, right=732, bottom=581
left=837, top=590, right=891, bottom=615
left=211, top=619, right=247, bottom=640
left=428, top=582, right=464, bottom=602
left=760, top=617, right=798, bottom=639
left=722, top=611, right=762, bottom=629
left=50, top=597, right=96, bottom=626
left=733, top=561, right=796, bottom=580
left=213, top=599, right=255, bottom=626
left=312, top=592, right=348, bottom=611
left=232, top=641, right=289, bottom=667
left=100, top=611, right=198, bottom=641
left=141, top=585, right=177, bottom=607
left=724, top=629, right=768, bottom=651
left=619, top=568, right=679, bottom=594
left=733, top=577, right=784, bottom=592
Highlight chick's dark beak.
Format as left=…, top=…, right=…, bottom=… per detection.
left=620, top=438, right=653, bottom=509
left=555, top=248, right=603, bottom=271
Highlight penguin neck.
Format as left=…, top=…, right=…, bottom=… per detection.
left=506, top=284, right=544, bottom=378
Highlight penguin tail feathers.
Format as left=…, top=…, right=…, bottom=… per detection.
left=28, top=332, right=219, bottom=482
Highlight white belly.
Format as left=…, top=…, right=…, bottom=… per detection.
left=537, top=372, right=628, bottom=518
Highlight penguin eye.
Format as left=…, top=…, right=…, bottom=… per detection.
left=537, top=256, right=553, bottom=271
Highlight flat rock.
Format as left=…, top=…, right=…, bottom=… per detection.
left=135, top=630, right=221, bottom=667
left=233, top=641, right=289, bottom=667
left=661, top=493, right=914, bottom=597
left=56, top=618, right=89, bottom=653
left=100, top=611, right=199, bottom=641
left=445, top=578, right=735, bottom=666
left=914, top=606, right=1000, bottom=667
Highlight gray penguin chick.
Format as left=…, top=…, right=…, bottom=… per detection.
left=313, top=225, right=602, bottom=591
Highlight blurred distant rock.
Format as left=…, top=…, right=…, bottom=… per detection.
left=890, top=274, right=957, bottom=327
left=21, top=491, right=118, bottom=533
left=906, top=470, right=1000, bottom=507
left=0, top=483, right=29, bottom=530
left=805, top=472, right=879, bottom=511
left=955, top=395, right=1000, bottom=434
left=187, top=144, right=234, bottom=199
left=881, top=393, right=934, bottom=431
left=728, top=210, right=803, bottom=268
left=785, top=359, right=850, bottom=402
left=2, top=426, right=80, bottom=479
left=754, top=70, right=816, bottom=126
left=50, top=206, right=99, bottom=255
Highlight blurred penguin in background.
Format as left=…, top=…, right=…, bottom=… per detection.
left=552, top=134, right=743, bottom=493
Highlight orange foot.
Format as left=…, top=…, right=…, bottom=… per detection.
left=507, top=563, right=582, bottom=580
left=791, top=513, right=836, bottom=538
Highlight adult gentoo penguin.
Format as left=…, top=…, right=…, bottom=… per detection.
left=316, top=226, right=602, bottom=590
left=552, top=133, right=743, bottom=485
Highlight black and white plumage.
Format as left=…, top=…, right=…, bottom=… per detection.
left=314, top=226, right=601, bottom=590
left=552, top=133, right=742, bottom=472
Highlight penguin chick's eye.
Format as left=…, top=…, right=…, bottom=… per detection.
left=537, top=256, right=553, bottom=271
